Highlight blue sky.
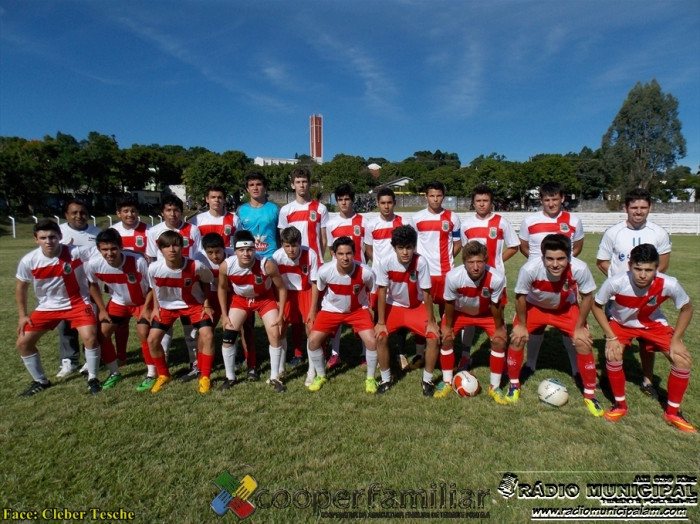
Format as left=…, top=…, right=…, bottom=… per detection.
left=2, top=1, right=698, bottom=170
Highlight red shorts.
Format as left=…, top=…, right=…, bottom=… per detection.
left=442, top=312, right=497, bottom=338
left=311, top=308, right=374, bottom=335
left=230, top=294, right=278, bottom=318
left=430, top=276, right=446, bottom=306
left=284, top=289, right=312, bottom=324
left=154, top=305, right=212, bottom=330
left=383, top=304, right=438, bottom=339
left=106, top=301, right=147, bottom=324
left=513, top=303, right=581, bottom=338
left=610, top=321, right=675, bottom=352
left=25, top=304, right=97, bottom=332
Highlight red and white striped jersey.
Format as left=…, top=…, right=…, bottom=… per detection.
left=595, top=272, right=689, bottom=329
left=515, top=257, right=596, bottom=310
left=410, top=208, right=461, bottom=276
left=373, top=253, right=430, bottom=309
left=272, top=246, right=319, bottom=291
left=444, top=264, right=506, bottom=316
left=148, top=258, right=212, bottom=309
left=16, top=245, right=93, bottom=311
left=193, top=248, right=234, bottom=292
left=278, top=200, right=328, bottom=260
left=366, top=214, right=403, bottom=266
left=326, top=213, right=371, bottom=263
left=460, top=213, right=519, bottom=273
left=112, top=221, right=150, bottom=254
left=189, top=211, right=240, bottom=248
left=147, top=221, right=201, bottom=260
left=223, top=255, right=273, bottom=298
left=87, top=251, right=150, bottom=306
left=316, top=262, right=374, bottom=314
left=519, top=210, right=583, bottom=260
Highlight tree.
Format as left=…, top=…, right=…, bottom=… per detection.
left=602, top=79, right=686, bottom=192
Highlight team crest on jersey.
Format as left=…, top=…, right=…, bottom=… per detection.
left=183, top=238, right=190, bottom=247
left=255, top=275, right=263, bottom=285
left=647, top=296, right=658, bottom=306
left=301, top=265, right=308, bottom=275
left=127, top=273, right=137, bottom=284
left=63, top=263, right=72, bottom=274
left=184, top=278, right=192, bottom=287
left=481, top=288, right=490, bottom=298
left=409, top=271, right=417, bottom=282
left=310, top=211, right=317, bottom=221
left=224, top=225, right=232, bottom=235
left=441, top=220, right=449, bottom=232
left=352, top=284, right=361, bottom=295
left=559, top=223, right=569, bottom=233
left=135, top=236, right=144, bottom=247
left=489, top=227, right=498, bottom=239
left=353, top=225, right=361, bottom=237
left=563, top=280, right=570, bottom=291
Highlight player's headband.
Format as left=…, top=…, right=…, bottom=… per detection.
left=235, top=240, right=255, bottom=249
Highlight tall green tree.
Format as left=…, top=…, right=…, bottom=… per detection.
left=602, top=79, right=686, bottom=192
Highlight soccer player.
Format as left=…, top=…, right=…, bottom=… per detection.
left=15, top=219, right=102, bottom=396
left=459, top=184, right=519, bottom=370
left=592, top=244, right=694, bottom=432
left=437, top=241, right=509, bottom=403
left=189, top=184, right=240, bottom=248
left=273, top=226, right=320, bottom=386
left=87, top=228, right=153, bottom=390
left=507, top=234, right=603, bottom=416
left=518, top=181, right=583, bottom=382
left=596, top=188, right=672, bottom=398
left=238, top=172, right=280, bottom=258
left=373, top=226, right=440, bottom=395
left=218, top=230, right=288, bottom=393
left=277, top=168, right=328, bottom=261
left=305, top=237, right=376, bottom=393
left=146, top=230, right=216, bottom=394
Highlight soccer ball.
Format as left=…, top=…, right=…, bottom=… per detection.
left=453, top=371, right=481, bottom=397
left=537, top=378, right=569, bottom=407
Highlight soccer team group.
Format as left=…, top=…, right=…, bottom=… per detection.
left=14, top=169, right=695, bottom=433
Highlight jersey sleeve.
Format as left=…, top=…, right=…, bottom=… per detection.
left=666, top=277, right=690, bottom=309
left=596, top=229, right=614, bottom=261
left=502, top=218, right=520, bottom=248
left=518, top=217, right=529, bottom=241
left=594, top=277, right=615, bottom=306
left=195, top=261, right=214, bottom=284
left=443, top=269, right=458, bottom=302
left=490, top=270, right=506, bottom=304
left=451, top=213, right=461, bottom=240
left=514, top=263, right=534, bottom=295
left=574, top=260, right=597, bottom=295
left=373, top=259, right=389, bottom=287
left=572, top=215, right=584, bottom=241
left=16, top=255, right=33, bottom=283
left=417, top=257, right=432, bottom=290
left=308, top=250, right=320, bottom=282
left=315, top=265, right=328, bottom=292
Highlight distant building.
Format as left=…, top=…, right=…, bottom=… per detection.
left=310, top=114, right=323, bottom=164
left=253, top=156, right=299, bottom=167
left=367, top=163, right=381, bottom=178
left=376, top=177, right=413, bottom=190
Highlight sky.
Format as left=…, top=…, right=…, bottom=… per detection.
left=1, top=1, right=699, bottom=170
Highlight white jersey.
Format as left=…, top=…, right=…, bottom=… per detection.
left=316, top=262, right=374, bottom=314
left=595, top=272, right=689, bottom=329
left=444, top=265, right=506, bottom=316
left=519, top=210, right=583, bottom=260
left=16, top=245, right=93, bottom=311
left=596, top=221, right=671, bottom=276
left=189, top=211, right=240, bottom=248
left=146, top=221, right=201, bottom=260
left=193, top=248, right=234, bottom=292
left=374, top=253, right=431, bottom=309
left=148, top=258, right=212, bottom=309
left=515, top=257, right=596, bottom=310
left=111, top=221, right=150, bottom=254
left=325, top=213, right=372, bottom=263
left=410, top=208, right=461, bottom=276
left=223, top=255, right=273, bottom=298
left=460, top=213, right=519, bottom=273
left=366, top=214, right=404, bottom=267
left=272, top=246, right=319, bottom=291
left=86, top=251, right=150, bottom=306
left=60, top=222, right=100, bottom=247
left=277, top=200, right=328, bottom=260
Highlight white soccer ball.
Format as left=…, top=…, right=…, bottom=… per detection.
left=538, top=378, right=569, bottom=407
left=453, top=371, right=481, bottom=397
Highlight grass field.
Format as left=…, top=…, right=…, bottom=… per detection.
left=1, top=218, right=698, bottom=524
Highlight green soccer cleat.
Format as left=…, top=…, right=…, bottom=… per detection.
left=489, top=386, right=509, bottom=405
left=506, top=384, right=521, bottom=403
left=308, top=375, right=328, bottom=392
left=365, top=377, right=378, bottom=394
left=136, top=376, right=156, bottom=392
left=434, top=382, right=453, bottom=398
left=102, top=373, right=124, bottom=389
left=584, top=397, right=604, bottom=417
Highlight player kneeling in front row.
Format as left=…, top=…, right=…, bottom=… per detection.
left=507, top=234, right=603, bottom=416
left=306, top=236, right=376, bottom=392
left=219, top=230, right=288, bottom=393
left=87, top=228, right=153, bottom=390
left=147, top=230, right=216, bottom=394
left=15, top=219, right=102, bottom=396
left=436, top=241, right=508, bottom=403
left=374, top=226, right=440, bottom=395
left=592, top=244, right=695, bottom=433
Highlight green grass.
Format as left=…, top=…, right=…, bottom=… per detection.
left=1, top=219, right=699, bottom=524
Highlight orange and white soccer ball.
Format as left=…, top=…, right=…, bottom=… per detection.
left=537, top=378, right=569, bottom=407
left=453, top=371, right=481, bottom=397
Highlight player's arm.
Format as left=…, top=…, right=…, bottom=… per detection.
left=308, top=281, right=320, bottom=327
left=266, top=259, right=287, bottom=329
left=502, top=245, right=519, bottom=263
left=452, top=238, right=462, bottom=258
left=364, top=244, right=373, bottom=264
left=658, top=253, right=670, bottom=273
left=140, top=290, right=154, bottom=321
left=573, top=291, right=594, bottom=352
left=217, top=261, right=232, bottom=330
left=89, top=281, right=111, bottom=323
left=490, top=301, right=507, bottom=342
left=572, top=238, right=584, bottom=258
left=320, top=227, right=327, bottom=260
left=519, top=238, right=530, bottom=258
left=670, top=301, right=693, bottom=363
left=15, top=280, right=32, bottom=336
left=596, top=258, right=610, bottom=276
left=441, top=299, right=456, bottom=341
left=422, top=290, right=439, bottom=338
left=592, top=300, right=624, bottom=362
left=510, top=293, right=529, bottom=347
left=374, top=285, right=388, bottom=339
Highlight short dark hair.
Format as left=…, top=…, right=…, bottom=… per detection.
left=540, top=181, right=564, bottom=198
left=390, top=225, right=417, bottom=248
left=201, top=232, right=225, bottom=250
left=540, top=234, right=571, bottom=257
left=96, top=228, right=123, bottom=248
left=331, top=236, right=355, bottom=253
left=64, top=198, right=89, bottom=213
left=161, top=194, right=183, bottom=212
left=629, top=243, right=660, bottom=266
left=157, top=230, right=183, bottom=248
left=334, top=183, right=355, bottom=201
left=424, top=180, right=446, bottom=194
left=471, top=184, right=493, bottom=202
left=116, top=194, right=139, bottom=211
left=624, top=188, right=652, bottom=207
left=34, top=218, right=61, bottom=237
left=462, top=240, right=488, bottom=260
left=280, top=226, right=302, bottom=245
left=233, top=229, right=255, bottom=248
left=376, top=187, right=396, bottom=201
left=245, top=172, right=267, bottom=187
left=290, top=167, right=311, bottom=183
left=205, top=184, right=227, bottom=197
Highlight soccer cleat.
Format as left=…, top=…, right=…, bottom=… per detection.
left=136, top=376, right=156, bottom=392
left=198, top=376, right=211, bottom=394
left=268, top=378, right=287, bottom=393
left=584, top=397, right=604, bottom=417
left=289, top=356, right=304, bottom=369
left=308, top=375, right=327, bottom=392
left=304, top=368, right=317, bottom=387
left=151, top=375, right=172, bottom=393
left=19, top=380, right=51, bottom=397
left=217, top=378, right=236, bottom=392
left=87, top=378, right=102, bottom=394
left=246, top=367, right=260, bottom=382
left=179, top=364, right=201, bottom=382
left=603, top=403, right=628, bottom=422
left=365, top=377, right=378, bottom=394
left=519, top=365, right=535, bottom=383
left=488, top=386, right=509, bottom=405
left=434, top=382, right=453, bottom=398
left=102, top=373, right=124, bottom=389
left=399, top=354, right=409, bottom=372
left=640, top=382, right=659, bottom=400
left=79, top=362, right=89, bottom=375
left=56, top=358, right=77, bottom=378
left=506, top=384, right=521, bottom=403
left=421, top=380, right=436, bottom=397
left=377, top=380, right=393, bottom=394
left=409, top=355, right=425, bottom=370
left=326, top=354, right=341, bottom=370
left=663, top=412, right=697, bottom=433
